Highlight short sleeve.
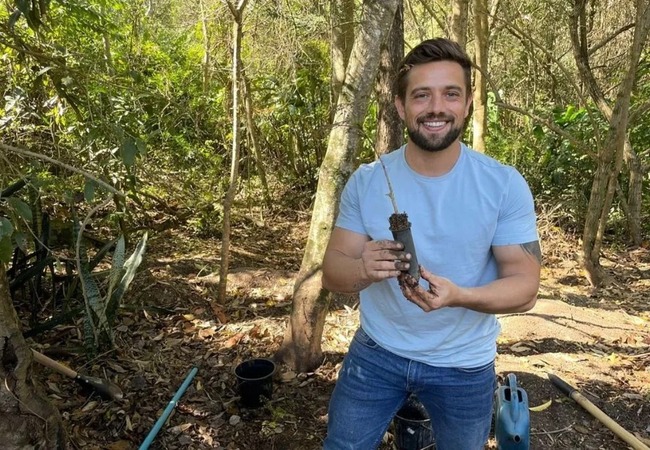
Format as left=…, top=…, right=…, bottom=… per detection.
left=335, top=172, right=368, bottom=235
left=492, top=169, right=538, bottom=246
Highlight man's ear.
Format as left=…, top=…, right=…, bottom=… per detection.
left=394, top=95, right=406, bottom=121
left=464, top=95, right=473, bottom=119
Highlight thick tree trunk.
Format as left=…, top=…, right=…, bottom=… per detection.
left=276, top=0, right=400, bottom=373
left=472, top=0, right=489, bottom=153
left=374, top=1, right=404, bottom=156
left=449, top=0, right=469, bottom=48
left=0, top=264, right=66, bottom=449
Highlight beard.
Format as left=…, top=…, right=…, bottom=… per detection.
left=406, top=114, right=463, bottom=153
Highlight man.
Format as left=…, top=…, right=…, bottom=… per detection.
left=321, top=38, right=541, bottom=450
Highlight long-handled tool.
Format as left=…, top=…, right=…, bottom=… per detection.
left=139, top=366, right=199, bottom=450
left=32, top=349, right=123, bottom=401
left=548, top=373, right=649, bottom=450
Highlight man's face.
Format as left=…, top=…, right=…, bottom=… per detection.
left=395, top=60, right=472, bottom=153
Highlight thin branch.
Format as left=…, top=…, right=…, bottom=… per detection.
left=589, top=23, right=635, bottom=56
left=629, top=99, right=650, bottom=125
left=416, top=0, right=446, bottom=32
left=1, top=143, right=124, bottom=198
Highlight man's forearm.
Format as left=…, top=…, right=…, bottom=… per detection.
left=453, top=274, right=539, bottom=314
left=322, top=250, right=372, bottom=293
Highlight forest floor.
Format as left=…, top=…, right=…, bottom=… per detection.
left=21, top=209, right=650, bottom=450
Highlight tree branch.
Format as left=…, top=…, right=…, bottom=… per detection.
left=1, top=143, right=124, bottom=198
left=589, top=22, right=635, bottom=56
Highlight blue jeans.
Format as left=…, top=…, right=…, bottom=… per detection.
left=323, top=327, right=496, bottom=450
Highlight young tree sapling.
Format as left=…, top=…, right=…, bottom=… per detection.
left=378, top=156, right=420, bottom=283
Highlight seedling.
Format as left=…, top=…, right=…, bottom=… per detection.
left=377, top=155, right=420, bottom=282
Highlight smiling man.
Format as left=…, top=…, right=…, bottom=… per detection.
left=321, top=38, right=541, bottom=450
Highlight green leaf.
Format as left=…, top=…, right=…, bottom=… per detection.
left=120, top=137, right=138, bottom=167
left=13, top=231, right=28, bottom=253
left=136, top=138, right=147, bottom=156
left=0, top=236, right=12, bottom=264
left=105, top=235, right=126, bottom=314
left=107, top=233, right=148, bottom=321
left=6, top=197, right=33, bottom=221
left=0, top=217, right=14, bottom=239
left=84, top=180, right=96, bottom=202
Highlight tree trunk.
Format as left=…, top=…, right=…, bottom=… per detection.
left=472, top=0, right=489, bottom=153
left=218, top=0, right=249, bottom=304
left=276, top=0, right=400, bottom=373
left=374, top=0, right=404, bottom=156
left=449, top=0, right=469, bottom=48
left=330, top=0, right=355, bottom=111
left=0, top=264, right=66, bottom=449
left=623, top=139, right=644, bottom=246
left=572, top=0, right=650, bottom=286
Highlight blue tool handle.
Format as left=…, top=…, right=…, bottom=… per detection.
left=139, top=367, right=199, bottom=450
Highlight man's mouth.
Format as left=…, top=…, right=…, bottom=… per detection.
left=421, top=120, right=446, bottom=128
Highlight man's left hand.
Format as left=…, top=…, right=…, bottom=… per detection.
left=398, top=266, right=458, bottom=312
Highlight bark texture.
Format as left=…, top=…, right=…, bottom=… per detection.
left=277, top=0, right=400, bottom=372
left=374, top=1, right=404, bottom=156
left=449, top=0, right=469, bottom=48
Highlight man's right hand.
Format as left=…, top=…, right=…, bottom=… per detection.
left=322, top=228, right=412, bottom=294
left=360, top=239, right=411, bottom=283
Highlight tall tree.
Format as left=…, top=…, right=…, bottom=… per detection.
left=571, top=0, right=650, bottom=286
left=472, top=0, right=489, bottom=153
left=218, top=0, right=249, bottom=303
left=375, top=0, right=405, bottom=155
left=277, top=0, right=400, bottom=372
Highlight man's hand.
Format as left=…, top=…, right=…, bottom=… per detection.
left=322, top=227, right=414, bottom=293
left=398, top=266, right=458, bottom=312
left=360, top=239, right=411, bottom=283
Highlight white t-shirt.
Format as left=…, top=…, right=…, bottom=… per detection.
left=335, top=144, right=539, bottom=368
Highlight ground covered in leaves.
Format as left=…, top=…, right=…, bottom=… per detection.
left=20, top=210, right=650, bottom=449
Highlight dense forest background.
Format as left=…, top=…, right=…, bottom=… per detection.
left=0, top=0, right=649, bottom=448
left=1, top=0, right=647, bottom=248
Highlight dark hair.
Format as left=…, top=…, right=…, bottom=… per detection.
left=394, top=38, right=472, bottom=100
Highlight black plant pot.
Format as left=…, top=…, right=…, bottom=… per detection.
left=389, top=213, right=419, bottom=281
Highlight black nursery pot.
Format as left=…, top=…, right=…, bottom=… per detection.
left=389, top=213, right=419, bottom=280
left=234, top=358, right=276, bottom=408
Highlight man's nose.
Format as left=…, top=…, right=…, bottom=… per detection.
left=425, top=93, right=443, bottom=113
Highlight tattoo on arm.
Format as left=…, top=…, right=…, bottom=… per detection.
left=520, top=241, right=542, bottom=264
